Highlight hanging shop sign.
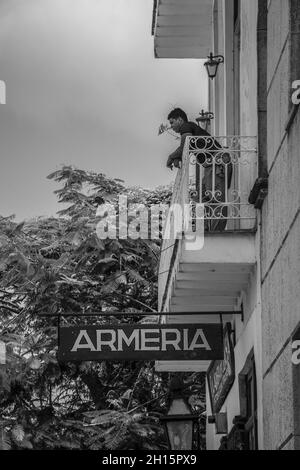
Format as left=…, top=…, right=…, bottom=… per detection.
left=207, top=323, right=235, bottom=414
left=58, top=323, right=223, bottom=362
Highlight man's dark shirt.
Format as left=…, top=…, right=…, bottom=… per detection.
left=176, top=122, right=221, bottom=165
left=167, top=121, right=224, bottom=171
left=179, top=121, right=212, bottom=139
left=179, top=122, right=232, bottom=188
left=179, top=122, right=221, bottom=154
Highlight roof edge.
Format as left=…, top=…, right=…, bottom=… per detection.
left=151, top=0, right=158, bottom=36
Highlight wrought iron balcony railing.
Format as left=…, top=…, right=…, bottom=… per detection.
left=187, top=136, right=257, bottom=231
left=158, top=136, right=257, bottom=309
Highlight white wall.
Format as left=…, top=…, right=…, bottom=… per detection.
left=239, top=0, right=259, bottom=230
left=206, top=1, right=264, bottom=448
left=206, top=297, right=263, bottom=450
left=240, top=0, right=258, bottom=137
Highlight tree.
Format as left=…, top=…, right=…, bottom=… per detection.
left=0, top=166, right=205, bottom=450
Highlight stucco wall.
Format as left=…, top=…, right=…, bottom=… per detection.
left=213, top=0, right=225, bottom=135
left=239, top=0, right=259, bottom=229
left=240, top=0, right=258, bottom=138
left=206, top=302, right=263, bottom=450
left=263, top=345, right=294, bottom=449
left=262, top=0, right=300, bottom=450
left=206, top=222, right=263, bottom=450
left=206, top=0, right=264, bottom=450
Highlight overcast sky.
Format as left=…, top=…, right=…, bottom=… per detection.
left=0, top=0, right=207, bottom=221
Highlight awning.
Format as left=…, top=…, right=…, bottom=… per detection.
left=152, top=0, right=213, bottom=59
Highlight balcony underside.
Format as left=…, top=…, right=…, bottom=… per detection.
left=172, top=264, right=254, bottom=312
left=168, top=232, right=256, bottom=312
left=153, top=0, right=213, bottom=58
left=155, top=232, right=256, bottom=372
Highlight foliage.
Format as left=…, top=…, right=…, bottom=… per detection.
left=0, top=166, right=205, bottom=450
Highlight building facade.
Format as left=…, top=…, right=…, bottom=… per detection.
left=152, top=0, right=300, bottom=450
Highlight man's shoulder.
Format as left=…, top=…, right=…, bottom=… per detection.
left=180, top=121, right=210, bottom=136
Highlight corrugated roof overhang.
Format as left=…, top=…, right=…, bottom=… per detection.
left=152, top=0, right=213, bottom=59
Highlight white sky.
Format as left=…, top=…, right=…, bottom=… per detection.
left=0, top=0, right=208, bottom=220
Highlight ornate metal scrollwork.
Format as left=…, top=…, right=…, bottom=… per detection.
left=183, top=136, right=257, bottom=226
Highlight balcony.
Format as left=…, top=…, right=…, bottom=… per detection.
left=156, top=136, right=257, bottom=372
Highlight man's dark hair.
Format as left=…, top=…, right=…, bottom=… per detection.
left=167, top=108, right=188, bottom=122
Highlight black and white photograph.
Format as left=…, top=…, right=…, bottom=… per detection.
left=0, top=0, right=299, bottom=455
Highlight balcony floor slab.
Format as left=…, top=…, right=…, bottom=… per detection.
left=181, top=232, right=256, bottom=265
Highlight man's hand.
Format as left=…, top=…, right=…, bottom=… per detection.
left=166, top=133, right=190, bottom=170
left=166, top=156, right=181, bottom=170
left=166, top=155, right=174, bottom=170
left=173, top=159, right=181, bottom=169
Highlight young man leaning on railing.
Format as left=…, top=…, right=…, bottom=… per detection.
left=165, top=108, right=232, bottom=232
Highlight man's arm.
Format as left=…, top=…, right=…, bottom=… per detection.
left=166, top=133, right=192, bottom=169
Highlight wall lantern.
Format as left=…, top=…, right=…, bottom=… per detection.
left=196, top=109, right=214, bottom=123
left=196, top=110, right=214, bottom=130
left=204, top=53, right=224, bottom=80
left=160, top=377, right=199, bottom=450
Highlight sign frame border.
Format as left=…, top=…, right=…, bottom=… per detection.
left=207, top=323, right=235, bottom=415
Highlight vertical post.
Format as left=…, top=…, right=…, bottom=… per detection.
left=57, top=314, right=61, bottom=352
left=257, top=0, right=268, bottom=178
left=0, top=80, right=6, bottom=104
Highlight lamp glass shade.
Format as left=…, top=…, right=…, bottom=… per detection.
left=166, top=420, right=193, bottom=450
left=205, top=61, right=219, bottom=79
left=164, top=397, right=194, bottom=450
left=168, top=398, right=190, bottom=415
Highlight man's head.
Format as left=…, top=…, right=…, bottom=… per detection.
left=168, top=108, right=188, bottom=133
